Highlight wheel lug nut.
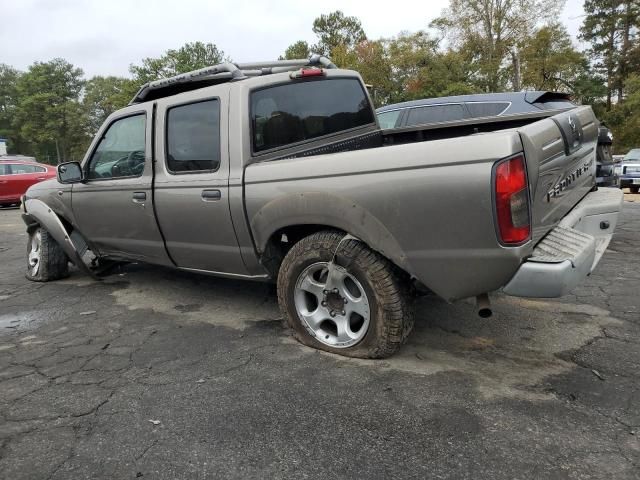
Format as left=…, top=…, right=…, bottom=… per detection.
left=341, top=311, right=346, bottom=316
left=330, top=311, right=336, bottom=317
left=333, top=288, right=339, bottom=293
left=343, top=298, right=348, bottom=304
left=321, top=301, right=327, bottom=307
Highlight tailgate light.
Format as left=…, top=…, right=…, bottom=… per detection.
left=494, top=154, right=531, bottom=245
left=290, top=68, right=325, bottom=79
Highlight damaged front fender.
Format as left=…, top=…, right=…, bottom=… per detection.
left=22, top=198, right=98, bottom=279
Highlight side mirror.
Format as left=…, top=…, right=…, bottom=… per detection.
left=57, top=162, right=83, bottom=184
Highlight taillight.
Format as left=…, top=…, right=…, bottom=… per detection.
left=494, top=154, right=531, bottom=245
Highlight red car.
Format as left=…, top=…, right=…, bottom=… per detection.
left=0, top=161, right=57, bottom=207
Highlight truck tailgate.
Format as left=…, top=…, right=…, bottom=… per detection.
left=517, top=106, right=599, bottom=243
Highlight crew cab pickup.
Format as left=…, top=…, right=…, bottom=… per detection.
left=21, top=55, right=624, bottom=358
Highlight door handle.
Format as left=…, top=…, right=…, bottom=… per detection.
left=132, top=192, right=146, bottom=202
left=201, top=189, right=221, bottom=201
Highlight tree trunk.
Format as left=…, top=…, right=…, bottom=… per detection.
left=606, top=27, right=615, bottom=110
left=618, top=1, right=632, bottom=101
left=511, top=48, right=521, bottom=92
left=54, top=139, right=61, bottom=164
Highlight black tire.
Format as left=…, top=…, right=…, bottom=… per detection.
left=25, top=227, right=69, bottom=282
left=277, top=231, right=413, bottom=359
left=630, top=186, right=639, bottom=194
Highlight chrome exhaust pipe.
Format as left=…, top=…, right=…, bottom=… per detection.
left=476, top=293, right=492, bottom=318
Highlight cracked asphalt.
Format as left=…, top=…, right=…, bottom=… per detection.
left=1, top=201, right=639, bottom=480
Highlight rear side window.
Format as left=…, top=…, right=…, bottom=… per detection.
left=534, top=100, right=575, bottom=110
left=0, top=164, right=8, bottom=175
left=251, top=78, right=374, bottom=153
left=377, top=110, right=402, bottom=129
left=167, top=99, right=220, bottom=173
left=11, top=164, right=37, bottom=174
left=466, top=102, right=510, bottom=118
left=406, top=104, right=465, bottom=126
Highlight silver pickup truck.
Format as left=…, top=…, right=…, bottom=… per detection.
left=21, top=55, right=623, bottom=358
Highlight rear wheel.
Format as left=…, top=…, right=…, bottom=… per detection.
left=25, top=227, right=69, bottom=282
left=277, top=231, right=413, bottom=358
left=630, top=186, right=639, bottom=194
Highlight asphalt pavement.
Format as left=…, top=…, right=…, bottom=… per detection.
left=0, top=201, right=639, bottom=479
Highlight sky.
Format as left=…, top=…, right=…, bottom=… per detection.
left=1, top=0, right=586, bottom=78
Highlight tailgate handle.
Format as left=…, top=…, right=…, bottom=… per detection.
left=201, top=189, right=221, bottom=201
left=132, top=192, right=146, bottom=202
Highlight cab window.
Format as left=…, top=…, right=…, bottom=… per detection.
left=166, top=99, right=220, bottom=173
left=251, top=78, right=374, bottom=153
left=87, top=114, right=146, bottom=180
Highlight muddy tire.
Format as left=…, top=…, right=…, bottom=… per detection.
left=25, top=227, right=69, bottom=282
left=277, top=231, right=413, bottom=359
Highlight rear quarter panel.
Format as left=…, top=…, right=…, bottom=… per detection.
left=245, top=131, right=531, bottom=301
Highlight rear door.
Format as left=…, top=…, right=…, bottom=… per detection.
left=517, top=106, right=598, bottom=242
left=153, top=89, right=248, bottom=274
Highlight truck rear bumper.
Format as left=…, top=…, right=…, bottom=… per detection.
left=503, top=188, right=623, bottom=298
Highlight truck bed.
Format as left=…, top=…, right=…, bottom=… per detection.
left=244, top=106, right=599, bottom=301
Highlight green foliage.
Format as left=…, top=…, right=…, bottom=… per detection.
left=0, top=64, right=20, bottom=152
left=520, top=23, right=588, bottom=91
left=280, top=40, right=311, bottom=60
left=384, top=32, right=477, bottom=103
left=130, top=42, right=228, bottom=84
left=84, top=76, right=137, bottom=134
left=602, top=74, right=640, bottom=153
left=13, top=59, right=87, bottom=163
left=580, top=0, right=639, bottom=107
left=431, top=0, right=564, bottom=91
left=312, top=11, right=366, bottom=56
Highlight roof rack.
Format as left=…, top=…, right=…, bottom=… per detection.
left=129, top=54, right=337, bottom=105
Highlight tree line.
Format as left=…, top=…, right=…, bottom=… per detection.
left=0, top=0, right=638, bottom=163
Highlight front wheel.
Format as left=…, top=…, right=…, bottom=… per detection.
left=26, top=227, right=69, bottom=282
left=277, top=231, right=413, bottom=358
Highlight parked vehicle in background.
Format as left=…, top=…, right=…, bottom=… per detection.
left=0, top=161, right=56, bottom=207
left=618, top=149, right=640, bottom=193
left=20, top=56, right=623, bottom=358
left=376, top=92, right=618, bottom=187
left=595, top=125, right=618, bottom=187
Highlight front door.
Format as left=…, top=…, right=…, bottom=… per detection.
left=153, top=90, right=248, bottom=275
left=72, top=106, right=171, bottom=265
